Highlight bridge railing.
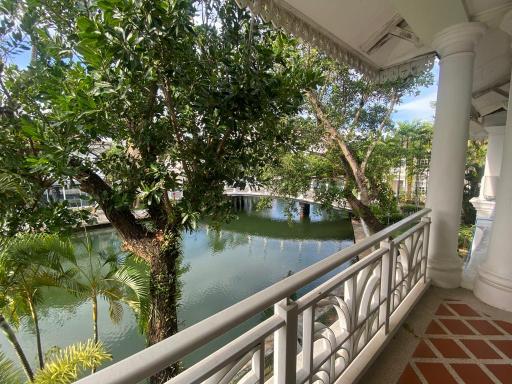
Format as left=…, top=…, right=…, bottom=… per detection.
left=224, top=186, right=350, bottom=210
left=76, top=208, right=431, bottom=384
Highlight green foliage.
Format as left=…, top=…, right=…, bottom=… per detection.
left=0, top=351, right=23, bottom=384
left=0, top=0, right=319, bottom=235
left=0, top=233, right=75, bottom=326
left=33, top=340, right=111, bottom=384
left=65, top=233, right=150, bottom=336
left=458, top=224, right=475, bottom=254
left=462, top=140, right=486, bottom=224
left=0, top=233, right=76, bottom=368
left=267, top=57, right=433, bottom=227
left=0, top=340, right=111, bottom=384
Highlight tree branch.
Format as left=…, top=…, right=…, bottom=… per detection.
left=69, top=158, right=157, bottom=259
left=350, top=94, right=368, bottom=129
left=361, top=139, right=378, bottom=174
left=161, top=80, right=191, bottom=177
left=306, top=90, right=361, bottom=183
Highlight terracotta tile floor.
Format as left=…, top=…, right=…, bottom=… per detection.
left=397, top=300, right=512, bottom=384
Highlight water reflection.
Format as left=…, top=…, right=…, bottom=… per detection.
left=0, top=197, right=354, bottom=372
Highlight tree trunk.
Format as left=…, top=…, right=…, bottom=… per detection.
left=0, top=314, right=34, bottom=382
left=92, top=296, right=98, bottom=345
left=92, top=296, right=98, bottom=373
left=74, top=162, right=183, bottom=382
left=27, top=298, right=44, bottom=370
left=345, top=194, right=385, bottom=235
left=148, top=229, right=182, bottom=384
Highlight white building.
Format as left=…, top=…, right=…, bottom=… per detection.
left=390, top=157, right=429, bottom=203
left=77, top=1, right=512, bottom=383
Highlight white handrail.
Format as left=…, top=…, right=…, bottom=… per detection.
left=76, top=208, right=431, bottom=384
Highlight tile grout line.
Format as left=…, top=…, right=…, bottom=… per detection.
left=399, top=300, right=512, bottom=384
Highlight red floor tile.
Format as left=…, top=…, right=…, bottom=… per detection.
left=467, top=319, right=503, bottom=335
left=485, top=364, right=512, bottom=383
left=435, top=304, right=455, bottom=316
left=425, top=319, right=446, bottom=335
left=439, top=319, right=475, bottom=335
left=397, top=363, right=422, bottom=384
left=429, top=338, right=468, bottom=358
left=416, top=362, right=458, bottom=384
left=495, top=320, right=512, bottom=335
left=460, top=339, right=501, bottom=359
left=446, top=303, right=480, bottom=317
left=413, top=340, right=436, bottom=358
left=451, top=364, right=495, bottom=384
left=490, top=340, right=512, bottom=358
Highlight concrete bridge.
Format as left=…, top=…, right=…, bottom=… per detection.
left=223, top=187, right=350, bottom=211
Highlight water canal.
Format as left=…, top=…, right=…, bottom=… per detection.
left=0, top=197, right=354, bottom=372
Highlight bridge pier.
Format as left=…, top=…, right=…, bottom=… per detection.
left=299, top=202, right=310, bottom=219
left=232, top=196, right=246, bottom=211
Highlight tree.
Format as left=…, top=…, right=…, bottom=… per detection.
left=0, top=351, right=23, bottom=384
left=0, top=1, right=318, bottom=380
left=32, top=340, right=111, bottom=384
left=0, top=340, right=111, bottom=384
left=390, top=121, right=433, bottom=204
left=0, top=314, right=33, bottom=382
left=0, top=234, right=75, bottom=370
left=65, top=234, right=149, bottom=348
left=269, top=58, right=432, bottom=235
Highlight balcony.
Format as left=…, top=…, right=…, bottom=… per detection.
left=362, top=286, right=512, bottom=384
left=77, top=209, right=437, bottom=383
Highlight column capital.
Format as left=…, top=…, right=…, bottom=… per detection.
left=432, top=22, right=486, bottom=57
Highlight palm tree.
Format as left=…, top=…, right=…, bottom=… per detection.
left=0, top=350, right=23, bottom=384
left=0, top=234, right=75, bottom=370
left=0, top=314, right=33, bottom=382
left=33, top=340, right=111, bottom=384
left=65, top=233, right=149, bottom=346
left=0, top=340, right=111, bottom=384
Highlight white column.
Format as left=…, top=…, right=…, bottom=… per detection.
left=426, top=22, right=486, bottom=288
left=474, top=89, right=512, bottom=309
left=474, top=12, right=512, bottom=309
left=462, top=126, right=504, bottom=289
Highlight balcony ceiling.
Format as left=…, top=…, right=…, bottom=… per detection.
left=239, top=0, right=512, bottom=129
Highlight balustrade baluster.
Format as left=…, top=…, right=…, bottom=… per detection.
left=274, top=299, right=298, bottom=384
left=421, top=217, right=431, bottom=283
left=383, top=240, right=395, bottom=333
left=302, top=306, right=315, bottom=383
left=252, top=343, right=265, bottom=384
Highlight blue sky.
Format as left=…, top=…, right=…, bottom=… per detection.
left=392, top=61, right=439, bottom=123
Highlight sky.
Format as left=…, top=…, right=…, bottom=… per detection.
left=392, top=61, right=439, bottom=123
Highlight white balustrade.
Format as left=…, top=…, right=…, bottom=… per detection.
left=76, top=209, right=431, bottom=384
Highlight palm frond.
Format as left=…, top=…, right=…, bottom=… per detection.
left=33, top=340, right=111, bottom=384
left=0, top=351, right=22, bottom=384
left=112, top=266, right=149, bottom=309
left=112, top=266, right=150, bottom=332
left=0, top=233, right=75, bottom=269
left=105, top=297, right=124, bottom=325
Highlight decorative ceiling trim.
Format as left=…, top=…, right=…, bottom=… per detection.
left=378, top=53, right=436, bottom=83
left=234, top=0, right=436, bottom=83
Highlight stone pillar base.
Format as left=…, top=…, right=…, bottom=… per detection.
left=428, top=258, right=463, bottom=288
left=474, top=266, right=512, bottom=311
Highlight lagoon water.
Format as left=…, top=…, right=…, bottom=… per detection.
left=0, top=197, right=354, bottom=373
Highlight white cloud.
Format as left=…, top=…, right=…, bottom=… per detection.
left=393, top=90, right=437, bottom=122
